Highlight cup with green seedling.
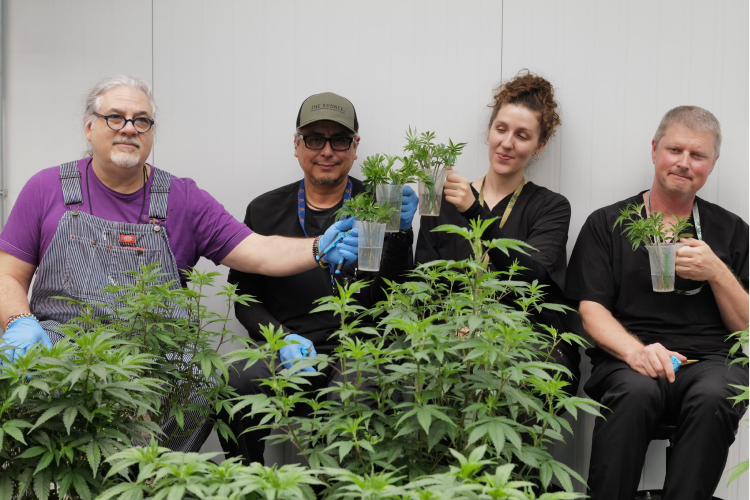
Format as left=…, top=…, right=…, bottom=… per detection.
left=614, top=202, right=693, bottom=292
left=403, top=127, right=466, bottom=217
left=361, top=153, right=432, bottom=232
left=336, top=193, right=398, bottom=271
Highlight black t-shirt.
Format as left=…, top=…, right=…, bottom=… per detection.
left=415, top=181, right=579, bottom=366
left=566, top=191, right=749, bottom=360
left=417, top=181, right=569, bottom=292
left=227, top=177, right=413, bottom=347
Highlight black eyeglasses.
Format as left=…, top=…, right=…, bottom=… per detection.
left=298, top=134, right=356, bottom=151
left=94, top=112, right=155, bottom=133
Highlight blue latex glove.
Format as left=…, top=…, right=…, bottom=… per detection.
left=279, top=334, right=317, bottom=373
left=320, top=217, right=359, bottom=266
left=400, top=185, right=418, bottom=230
left=1, top=317, right=52, bottom=364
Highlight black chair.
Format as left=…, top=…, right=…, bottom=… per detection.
left=634, top=421, right=723, bottom=500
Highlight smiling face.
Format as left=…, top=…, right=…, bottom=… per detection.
left=294, top=120, right=358, bottom=186
left=487, top=103, right=545, bottom=177
left=651, top=123, right=718, bottom=197
left=84, top=86, right=154, bottom=170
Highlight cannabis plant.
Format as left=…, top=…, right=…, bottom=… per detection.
left=335, top=192, right=398, bottom=223
left=0, top=328, right=163, bottom=500
left=404, top=127, right=466, bottom=215
left=613, top=202, right=693, bottom=251
left=390, top=154, right=432, bottom=186
left=361, top=154, right=398, bottom=192
left=228, top=217, right=599, bottom=498
left=101, top=440, right=323, bottom=500
left=727, top=328, right=749, bottom=486
left=360, top=153, right=432, bottom=192
left=104, top=440, right=583, bottom=499
left=404, top=127, right=467, bottom=173
left=61, top=265, right=254, bottom=450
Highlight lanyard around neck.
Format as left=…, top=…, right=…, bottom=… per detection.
left=646, top=191, right=702, bottom=241
left=478, top=176, right=525, bottom=229
left=297, top=177, right=353, bottom=238
left=477, top=176, right=525, bottom=266
left=297, top=177, right=354, bottom=293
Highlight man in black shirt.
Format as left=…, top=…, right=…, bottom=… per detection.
left=220, top=92, right=416, bottom=465
left=567, top=106, right=749, bottom=500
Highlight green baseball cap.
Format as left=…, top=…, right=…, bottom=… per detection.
left=296, top=92, right=359, bottom=134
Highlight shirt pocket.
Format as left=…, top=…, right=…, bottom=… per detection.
left=63, top=235, right=115, bottom=305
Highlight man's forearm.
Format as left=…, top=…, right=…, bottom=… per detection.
left=579, top=300, right=643, bottom=363
left=709, top=266, right=749, bottom=333
left=222, top=234, right=316, bottom=277
left=0, top=275, right=32, bottom=331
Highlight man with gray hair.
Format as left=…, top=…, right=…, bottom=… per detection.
left=0, top=76, right=360, bottom=452
left=566, top=105, right=749, bottom=499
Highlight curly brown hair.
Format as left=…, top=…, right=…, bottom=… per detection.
left=488, top=69, right=561, bottom=146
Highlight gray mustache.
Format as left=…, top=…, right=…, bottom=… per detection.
left=113, top=139, right=141, bottom=148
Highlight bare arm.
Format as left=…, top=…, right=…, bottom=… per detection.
left=0, top=250, right=37, bottom=331
left=676, top=238, right=749, bottom=333
left=580, top=300, right=684, bottom=382
left=221, top=233, right=317, bottom=277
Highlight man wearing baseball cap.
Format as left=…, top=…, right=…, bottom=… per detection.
left=219, top=92, right=418, bottom=465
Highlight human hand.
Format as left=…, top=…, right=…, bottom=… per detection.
left=399, top=186, right=418, bottom=230
left=675, top=238, right=727, bottom=282
left=0, top=317, right=52, bottom=365
left=320, top=217, right=359, bottom=266
left=279, top=334, right=317, bottom=373
left=443, top=172, right=475, bottom=213
left=626, top=342, right=685, bottom=383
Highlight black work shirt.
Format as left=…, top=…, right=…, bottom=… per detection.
left=566, top=191, right=749, bottom=360
left=416, top=182, right=576, bottom=351
left=228, top=177, right=413, bottom=347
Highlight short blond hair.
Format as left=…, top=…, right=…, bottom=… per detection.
left=654, top=106, right=721, bottom=157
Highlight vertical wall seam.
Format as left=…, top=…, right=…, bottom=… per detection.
left=151, top=0, right=155, bottom=166
left=0, top=0, right=4, bottom=228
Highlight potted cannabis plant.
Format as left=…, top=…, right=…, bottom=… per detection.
left=403, top=127, right=466, bottom=216
left=614, top=202, right=693, bottom=292
left=336, top=192, right=397, bottom=271
left=361, top=153, right=431, bottom=232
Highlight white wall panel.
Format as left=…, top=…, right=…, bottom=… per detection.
left=3, top=0, right=152, bottom=214
left=3, top=1, right=748, bottom=498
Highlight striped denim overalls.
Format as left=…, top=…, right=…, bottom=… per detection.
left=29, top=160, right=211, bottom=452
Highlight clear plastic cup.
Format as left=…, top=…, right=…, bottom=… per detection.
left=355, top=221, right=386, bottom=271
left=375, top=184, right=403, bottom=232
left=646, top=243, right=685, bottom=292
left=418, top=169, right=448, bottom=216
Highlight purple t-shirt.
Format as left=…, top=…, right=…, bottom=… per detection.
left=0, top=158, right=252, bottom=275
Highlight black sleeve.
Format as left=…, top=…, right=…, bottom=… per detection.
left=228, top=268, right=292, bottom=341
left=415, top=214, right=441, bottom=264
left=459, top=199, right=552, bottom=284
left=364, top=229, right=414, bottom=306
left=565, top=211, right=617, bottom=311
left=729, top=217, right=749, bottom=290
left=227, top=202, right=293, bottom=341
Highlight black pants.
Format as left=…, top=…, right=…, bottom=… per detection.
left=218, top=351, right=378, bottom=466
left=584, top=352, right=748, bottom=500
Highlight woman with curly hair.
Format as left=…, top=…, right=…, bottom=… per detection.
left=416, top=69, right=581, bottom=397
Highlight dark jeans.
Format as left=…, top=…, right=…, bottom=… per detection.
left=584, top=352, right=748, bottom=500
left=218, top=350, right=378, bottom=465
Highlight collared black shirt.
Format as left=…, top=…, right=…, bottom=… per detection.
left=228, top=177, right=413, bottom=347
left=416, top=182, right=579, bottom=365
left=566, top=191, right=749, bottom=360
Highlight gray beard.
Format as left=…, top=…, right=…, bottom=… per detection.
left=111, top=151, right=140, bottom=168
left=313, top=175, right=344, bottom=186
